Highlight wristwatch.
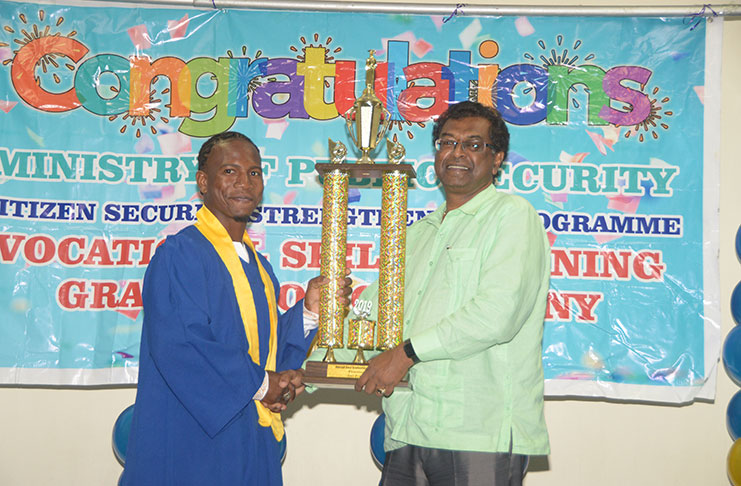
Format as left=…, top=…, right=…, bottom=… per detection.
left=403, top=339, right=421, bottom=365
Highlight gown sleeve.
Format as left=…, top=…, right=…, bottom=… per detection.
left=256, top=252, right=317, bottom=371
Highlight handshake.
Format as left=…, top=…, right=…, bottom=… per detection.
left=260, top=369, right=306, bottom=413
left=261, top=271, right=354, bottom=413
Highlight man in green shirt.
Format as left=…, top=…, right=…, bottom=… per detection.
left=355, top=101, right=550, bottom=485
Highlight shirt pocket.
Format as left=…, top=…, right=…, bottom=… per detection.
left=443, top=248, right=480, bottom=306
left=410, top=361, right=465, bottom=428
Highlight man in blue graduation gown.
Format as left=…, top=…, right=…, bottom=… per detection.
left=121, top=131, right=351, bottom=486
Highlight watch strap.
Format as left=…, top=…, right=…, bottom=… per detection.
left=403, top=339, right=421, bottom=364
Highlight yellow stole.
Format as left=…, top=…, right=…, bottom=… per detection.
left=194, top=206, right=283, bottom=441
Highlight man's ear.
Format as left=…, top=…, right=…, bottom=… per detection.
left=492, top=151, right=505, bottom=174
left=195, top=170, right=207, bottom=195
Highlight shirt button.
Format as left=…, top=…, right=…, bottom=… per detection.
left=428, top=261, right=433, bottom=267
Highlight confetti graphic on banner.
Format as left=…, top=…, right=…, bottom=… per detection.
left=459, top=18, right=481, bottom=49
left=559, top=151, right=589, bottom=164
left=586, top=129, right=616, bottom=155
left=158, top=132, right=192, bottom=154
left=265, top=119, right=289, bottom=139
left=135, top=134, right=155, bottom=154
left=694, top=86, right=705, bottom=104
left=380, top=32, right=433, bottom=58
left=547, top=192, right=567, bottom=204
left=283, top=191, right=297, bottom=205
left=430, top=15, right=445, bottom=32
left=0, top=100, right=16, bottom=113
left=0, top=46, right=11, bottom=62
left=116, top=308, right=141, bottom=321
left=25, top=127, right=43, bottom=146
left=0, top=2, right=716, bottom=404
left=412, top=38, right=433, bottom=58
left=127, top=24, right=151, bottom=49
left=515, top=17, right=535, bottom=37
left=167, top=14, right=189, bottom=39
left=606, top=194, right=641, bottom=214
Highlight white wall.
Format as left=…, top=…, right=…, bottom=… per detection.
left=1, top=2, right=739, bottom=485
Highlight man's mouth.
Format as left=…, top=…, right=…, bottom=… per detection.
left=445, top=164, right=470, bottom=171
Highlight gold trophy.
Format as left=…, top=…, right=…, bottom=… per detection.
left=304, top=50, right=415, bottom=387
left=347, top=309, right=376, bottom=364
left=346, top=51, right=389, bottom=164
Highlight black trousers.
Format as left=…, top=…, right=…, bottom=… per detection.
left=380, top=445, right=526, bottom=486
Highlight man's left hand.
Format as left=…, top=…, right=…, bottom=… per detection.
left=355, top=345, right=413, bottom=397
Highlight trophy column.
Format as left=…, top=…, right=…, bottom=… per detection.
left=317, top=164, right=349, bottom=362
left=377, top=168, right=408, bottom=351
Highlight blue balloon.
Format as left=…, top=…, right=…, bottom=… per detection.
left=112, top=404, right=135, bottom=465
left=729, top=391, right=741, bottom=441
left=733, top=282, right=741, bottom=325
left=736, top=225, right=741, bottom=261
left=370, top=413, right=386, bottom=468
left=724, top=325, right=741, bottom=386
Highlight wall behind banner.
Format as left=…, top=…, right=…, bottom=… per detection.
left=0, top=2, right=738, bottom=486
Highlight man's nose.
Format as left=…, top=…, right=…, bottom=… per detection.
left=452, top=141, right=466, bottom=156
left=234, top=170, right=250, bottom=187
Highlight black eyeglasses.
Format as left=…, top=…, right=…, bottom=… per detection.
left=434, top=138, right=497, bottom=154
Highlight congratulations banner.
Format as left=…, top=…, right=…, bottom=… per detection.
left=0, top=1, right=719, bottom=402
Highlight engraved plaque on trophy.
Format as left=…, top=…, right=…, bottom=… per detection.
left=303, top=50, right=415, bottom=388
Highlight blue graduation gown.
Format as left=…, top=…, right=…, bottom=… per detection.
left=121, top=226, right=315, bottom=486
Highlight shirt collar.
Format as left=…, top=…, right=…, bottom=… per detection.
left=233, top=241, right=251, bottom=262
left=425, top=185, right=498, bottom=227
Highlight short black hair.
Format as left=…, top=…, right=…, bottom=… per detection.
left=197, top=131, right=259, bottom=171
left=432, top=101, right=509, bottom=160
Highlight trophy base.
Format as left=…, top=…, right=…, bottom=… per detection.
left=303, top=361, right=408, bottom=389
left=303, top=361, right=367, bottom=388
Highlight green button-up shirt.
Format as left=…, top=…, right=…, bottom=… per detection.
left=354, top=185, right=551, bottom=455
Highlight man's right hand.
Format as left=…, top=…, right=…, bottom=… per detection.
left=260, top=369, right=305, bottom=412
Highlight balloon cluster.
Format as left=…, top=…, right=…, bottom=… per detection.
left=725, top=226, right=741, bottom=485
